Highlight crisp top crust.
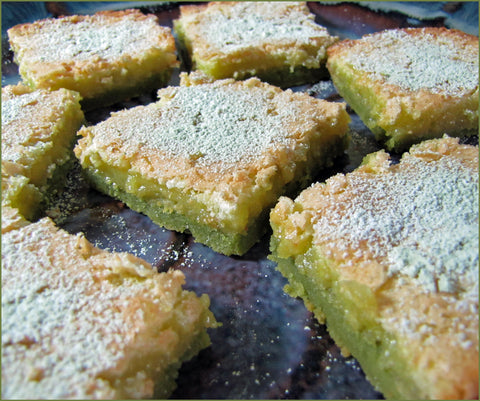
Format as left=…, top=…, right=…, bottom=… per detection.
left=301, top=137, right=478, bottom=297
left=76, top=77, right=347, bottom=192
left=8, top=9, right=175, bottom=64
left=148, top=85, right=286, bottom=166
left=1, top=84, right=81, bottom=165
left=1, top=217, right=214, bottom=398
left=178, top=2, right=334, bottom=54
left=327, top=27, right=479, bottom=96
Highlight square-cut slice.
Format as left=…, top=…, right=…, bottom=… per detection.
left=1, top=216, right=218, bottom=399
left=7, top=9, right=178, bottom=109
left=270, top=136, right=479, bottom=399
left=326, top=27, right=479, bottom=151
left=1, top=84, right=84, bottom=220
left=74, top=76, right=350, bottom=255
left=174, top=2, right=338, bottom=87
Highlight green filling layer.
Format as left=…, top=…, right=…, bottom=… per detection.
left=329, top=63, right=478, bottom=152
left=83, top=169, right=268, bottom=256
left=81, top=134, right=346, bottom=256
left=269, top=239, right=421, bottom=399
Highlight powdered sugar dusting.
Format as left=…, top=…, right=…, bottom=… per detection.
left=313, top=152, right=478, bottom=296
left=2, top=90, right=45, bottom=127
left=189, top=2, right=331, bottom=51
left=380, top=291, right=478, bottom=351
left=1, top=88, right=71, bottom=164
left=343, top=29, right=478, bottom=95
left=92, top=83, right=296, bottom=172
left=19, top=12, right=164, bottom=63
left=1, top=218, right=188, bottom=398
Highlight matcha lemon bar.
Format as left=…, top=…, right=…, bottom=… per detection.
left=1, top=84, right=84, bottom=220
left=327, top=28, right=478, bottom=151
left=270, top=136, right=478, bottom=399
left=2, top=216, right=218, bottom=399
left=7, top=9, right=178, bottom=109
left=174, top=2, right=338, bottom=87
left=75, top=75, right=350, bottom=255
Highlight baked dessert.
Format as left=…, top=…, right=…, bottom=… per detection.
left=326, top=27, right=479, bottom=151
left=7, top=9, right=178, bottom=109
left=1, top=216, right=218, bottom=399
left=1, top=84, right=84, bottom=220
left=74, top=75, right=350, bottom=255
left=174, top=2, right=338, bottom=88
left=270, top=136, right=479, bottom=399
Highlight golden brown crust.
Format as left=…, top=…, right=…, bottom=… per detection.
left=178, top=3, right=209, bottom=17
left=327, top=27, right=478, bottom=97
left=178, top=1, right=327, bottom=58
left=328, top=27, right=477, bottom=56
left=277, top=136, right=478, bottom=288
left=8, top=9, right=177, bottom=64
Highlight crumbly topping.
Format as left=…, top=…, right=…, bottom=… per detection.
left=0, top=218, right=191, bottom=398
left=89, top=82, right=298, bottom=173
left=313, top=151, right=478, bottom=296
left=187, top=2, right=331, bottom=51
left=1, top=86, right=82, bottom=184
left=381, top=292, right=477, bottom=351
left=16, top=12, right=165, bottom=63
left=342, top=29, right=478, bottom=95
left=2, top=90, right=44, bottom=127
left=2, top=89, right=63, bottom=163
